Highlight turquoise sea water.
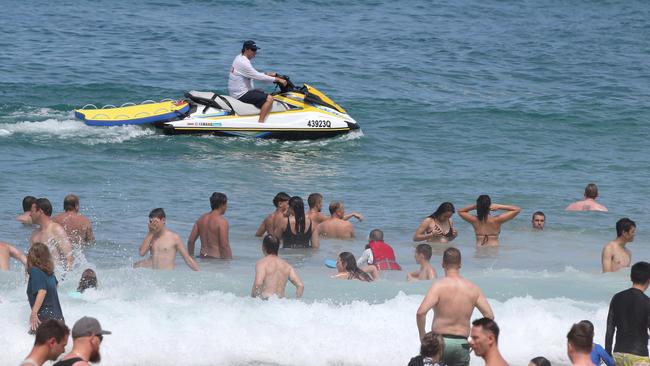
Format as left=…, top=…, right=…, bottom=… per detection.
left=1, top=0, right=649, bottom=365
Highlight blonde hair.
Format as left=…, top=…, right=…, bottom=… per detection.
left=27, top=242, right=54, bottom=276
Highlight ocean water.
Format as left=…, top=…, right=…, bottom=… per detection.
left=1, top=0, right=650, bottom=365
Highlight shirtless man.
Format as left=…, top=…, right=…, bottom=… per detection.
left=316, top=201, right=364, bottom=239
left=187, top=192, right=232, bottom=259
left=308, top=193, right=365, bottom=226
left=470, top=318, right=509, bottom=366
left=416, top=247, right=494, bottom=366
left=255, top=192, right=290, bottom=238
left=17, top=195, right=37, bottom=225
left=53, top=194, right=95, bottom=245
left=251, top=235, right=304, bottom=299
left=602, top=218, right=636, bottom=273
left=29, top=198, right=74, bottom=271
left=135, top=208, right=199, bottom=271
left=531, top=211, right=545, bottom=230
left=0, top=241, right=27, bottom=270
left=566, top=183, right=608, bottom=212
left=458, top=195, right=521, bottom=247
left=407, top=244, right=436, bottom=281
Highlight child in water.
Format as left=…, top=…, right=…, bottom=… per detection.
left=407, top=244, right=437, bottom=281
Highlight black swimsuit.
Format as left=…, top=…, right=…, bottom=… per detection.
left=282, top=218, right=312, bottom=248
left=53, top=357, right=84, bottom=366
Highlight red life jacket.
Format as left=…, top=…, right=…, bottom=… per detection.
left=368, top=241, right=401, bottom=270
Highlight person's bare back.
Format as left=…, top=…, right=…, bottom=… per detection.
left=52, top=212, right=95, bottom=245
left=317, top=218, right=354, bottom=239
left=252, top=235, right=303, bottom=298
left=566, top=199, right=608, bottom=212
left=189, top=211, right=231, bottom=259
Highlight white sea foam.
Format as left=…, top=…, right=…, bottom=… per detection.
left=0, top=272, right=606, bottom=366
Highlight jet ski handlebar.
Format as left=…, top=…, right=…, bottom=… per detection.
left=274, top=74, right=296, bottom=94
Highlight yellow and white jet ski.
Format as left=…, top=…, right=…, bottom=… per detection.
left=162, top=76, right=359, bottom=140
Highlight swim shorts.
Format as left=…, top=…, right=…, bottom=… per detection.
left=441, top=335, right=470, bottom=366
left=238, top=89, right=268, bottom=109
left=614, top=353, right=650, bottom=366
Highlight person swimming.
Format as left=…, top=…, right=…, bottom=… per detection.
left=77, top=269, right=97, bottom=293
left=458, top=195, right=521, bottom=246
left=333, top=252, right=374, bottom=282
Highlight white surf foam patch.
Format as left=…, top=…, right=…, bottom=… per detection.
left=0, top=277, right=604, bottom=366
left=0, top=118, right=155, bottom=145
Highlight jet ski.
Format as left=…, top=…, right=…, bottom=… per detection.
left=162, top=76, right=360, bottom=140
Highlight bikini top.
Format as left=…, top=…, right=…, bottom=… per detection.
left=282, top=217, right=312, bottom=248
left=431, top=218, right=454, bottom=238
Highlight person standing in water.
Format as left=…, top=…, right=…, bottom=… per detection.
left=413, top=202, right=458, bottom=243
left=416, top=247, right=494, bottom=366
left=274, top=196, right=320, bottom=248
left=565, top=183, right=608, bottom=212
left=52, top=194, right=95, bottom=245
left=27, top=243, right=64, bottom=332
left=29, top=198, right=74, bottom=271
left=407, top=244, right=437, bottom=281
left=135, top=208, right=200, bottom=271
left=187, top=192, right=232, bottom=259
left=316, top=201, right=364, bottom=239
left=17, top=195, right=37, bottom=225
left=255, top=192, right=290, bottom=238
left=601, top=217, right=636, bottom=273
left=251, top=235, right=304, bottom=299
left=458, top=195, right=521, bottom=247
left=0, top=241, right=26, bottom=270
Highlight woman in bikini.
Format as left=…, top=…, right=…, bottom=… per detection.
left=458, top=195, right=521, bottom=247
left=413, top=202, right=458, bottom=243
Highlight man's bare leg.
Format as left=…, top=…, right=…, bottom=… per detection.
left=258, top=95, right=274, bottom=123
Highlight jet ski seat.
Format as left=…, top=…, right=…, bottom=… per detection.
left=185, top=91, right=288, bottom=116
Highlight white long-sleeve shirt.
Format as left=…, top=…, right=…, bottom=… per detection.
left=357, top=248, right=374, bottom=267
left=228, top=54, right=276, bottom=99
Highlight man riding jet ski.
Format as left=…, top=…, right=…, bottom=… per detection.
left=229, top=40, right=287, bottom=123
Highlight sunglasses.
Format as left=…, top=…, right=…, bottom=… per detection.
left=95, top=334, right=103, bottom=343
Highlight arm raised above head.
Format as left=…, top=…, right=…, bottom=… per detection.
left=493, top=204, right=521, bottom=224
left=457, top=204, right=477, bottom=223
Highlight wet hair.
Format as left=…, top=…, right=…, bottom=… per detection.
left=339, top=252, right=373, bottom=282
left=369, top=229, right=383, bottom=242
left=63, top=194, right=80, bottom=212
left=420, top=332, right=444, bottom=360
left=148, top=208, right=166, bottom=220
left=307, top=193, right=323, bottom=209
left=262, top=235, right=280, bottom=255
left=416, top=244, right=432, bottom=260
left=616, top=217, right=636, bottom=237
left=27, top=242, right=54, bottom=276
left=472, top=317, right=500, bottom=342
left=529, top=356, right=552, bottom=366
left=77, top=268, right=98, bottom=293
left=289, top=196, right=306, bottom=234
left=442, top=247, right=461, bottom=268
left=22, top=196, right=37, bottom=212
left=272, top=192, right=290, bottom=208
left=210, top=192, right=227, bottom=210
left=567, top=322, right=593, bottom=353
left=35, top=198, right=53, bottom=217
left=631, top=261, right=650, bottom=285
left=532, top=211, right=545, bottom=220
left=34, top=319, right=69, bottom=346
left=329, top=201, right=343, bottom=215
left=428, top=202, right=455, bottom=221
left=476, top=195, right=491, bottom=222
left=584, top=183, right=598, bottom=199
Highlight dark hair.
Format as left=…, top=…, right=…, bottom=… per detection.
left=262, top=235, right=280, bottom=255
left=567, top=322, right=593, bottom=353
left=578, top=320, right=595, bottom=335
left=529, top=356, right=552, bottom=366
left=27, top=242, right=54, bottom=276
left=472, top=317, right=500, bottom=342
left=329, top=201, right=343, bottom=215
left=616, top=218, right=636, bottom=237
left=273, top=192, right=290, bottom=208
left=307, top=193, right=323, bottom=209
left=429, top=202, right=455, bottom=221
left=532, top=211, right=545, bottom=219
left=369, top=229, right=383, bottom=242
left=210, top=192, right=227, bottom=210
left=148, top=208, right=166, bottom=220
left=476, top=195, right=491, bottom=222
left=36, top=198, right=53, bottom=217
left=63, top=194, right=80, bottom=211
left=22, top=196, right=37, bottom=212
left=631, top=261, right=650, bottom=285
left=34, top=319, right=69, bottom=345
left=77, top=268, right=98, bottom=293
left=420, top=332, right=444, bottom=359
left=584, top=183, right=598, bottom=199
left=416, top=244, right=432, bottom=260
left=339, top=252, right=373, bottom=282
left=442, top=247, right=461, bottom=267
left=289, top=196, right=306, bottom=234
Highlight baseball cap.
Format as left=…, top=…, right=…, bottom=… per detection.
left=71, top=317, right=112, bottom=338
left=243, top=40, right=260, bottom=51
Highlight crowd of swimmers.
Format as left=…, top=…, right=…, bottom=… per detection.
left=1, top=182, right=648, bottom=365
